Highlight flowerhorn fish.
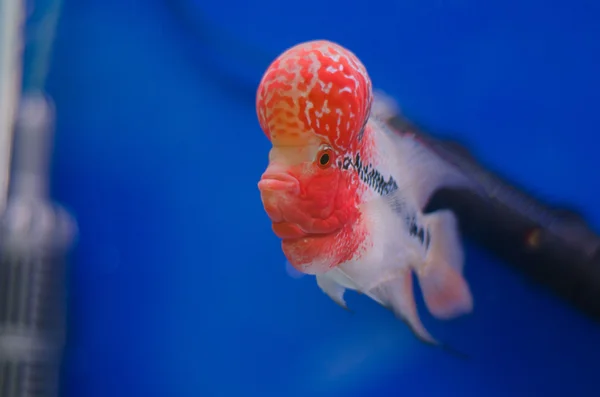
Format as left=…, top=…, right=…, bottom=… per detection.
left=256, top=40, right=475, bottom=347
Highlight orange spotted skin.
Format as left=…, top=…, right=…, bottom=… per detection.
left=257, top=40, right=375, bottom=275
left=256, top=40, right=372, bottom=151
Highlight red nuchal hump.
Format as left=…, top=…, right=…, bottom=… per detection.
left=256, top=40, right=373, bottom=149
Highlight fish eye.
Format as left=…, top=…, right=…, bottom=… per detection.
left=316, top=147, right=334, bottom=169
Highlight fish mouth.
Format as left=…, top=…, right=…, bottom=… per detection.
left=272, top=221, right=339, bottom=243
left=260, top=172, right=298, bottom=184
left=258, top=173, right=300, bottom=195
left=272, top=222, right=317, bottom=239
left=272, top=221, right=340, bottom=241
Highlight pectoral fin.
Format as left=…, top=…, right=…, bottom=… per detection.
left=417, top=209, right=473, bottom=320
left=325, top=266, right=468, bottom=357
left=367, top=268, right=438, bottom=346
left=316, top=274, right=350, bottom=311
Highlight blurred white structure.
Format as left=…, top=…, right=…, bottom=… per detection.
left=0, top=0, right=24, bottom=212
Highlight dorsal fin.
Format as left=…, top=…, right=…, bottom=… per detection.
left=370, top=90, right=481, bottom=209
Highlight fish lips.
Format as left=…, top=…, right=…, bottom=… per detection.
left=258, top=173, right=337, bottom=240
left=258, top=173, right=300, bottom=195
left=258, top=173, right=301, bottom=223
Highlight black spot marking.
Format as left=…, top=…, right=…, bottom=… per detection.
left=337, top=150, right=430, bottom=249
left=357, top=125, right=366, bottom=142
left=356, top=106, right=370, bottom=142
left=388, top=194, right=406, bottom=215
left=340, top=153, right=398, bottom=196
left=417, top=228, right=425, bottom=244
left=405, top=213, right=431, bottom=249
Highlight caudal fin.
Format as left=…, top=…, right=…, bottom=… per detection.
left=417, top=209, right=474, bottom=320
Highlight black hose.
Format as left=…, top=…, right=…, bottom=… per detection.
left=387, top=114, right=600, bottom=322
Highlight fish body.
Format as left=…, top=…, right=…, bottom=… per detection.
left=256, top=40, right=474, bottom=345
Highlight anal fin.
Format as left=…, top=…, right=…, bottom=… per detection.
left=418, top=209, right=473, bottom=320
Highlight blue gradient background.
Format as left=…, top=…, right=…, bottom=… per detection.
left=40, top=0, right=600, bottom=396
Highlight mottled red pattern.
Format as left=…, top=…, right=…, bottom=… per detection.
left=256, top=40, right=372, bottom=150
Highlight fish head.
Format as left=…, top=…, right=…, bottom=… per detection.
left=256, top=40, right=373, bottom=273
left=258, top=138, right=352, bottom=238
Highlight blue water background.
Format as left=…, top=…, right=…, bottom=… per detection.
left=41, top=0, right=600, bottom=396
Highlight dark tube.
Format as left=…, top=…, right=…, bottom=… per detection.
left=385, top=113, right=600, bottom=322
